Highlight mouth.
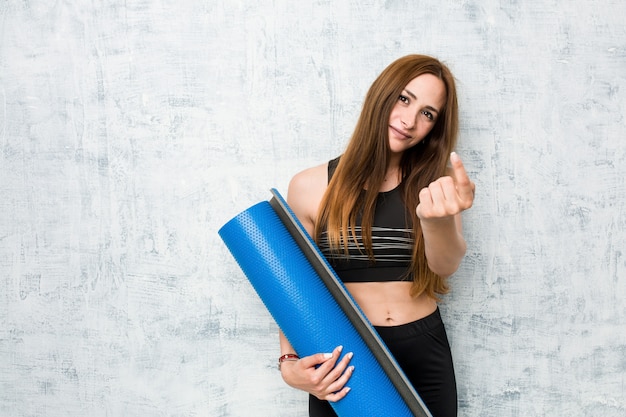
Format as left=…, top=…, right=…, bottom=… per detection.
left=389, top=125, right=412, bottom=140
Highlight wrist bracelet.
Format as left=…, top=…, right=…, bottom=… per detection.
left=278, top=353, right=299, bottom=370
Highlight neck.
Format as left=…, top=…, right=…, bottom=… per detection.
left=388, top=152, right=402, bottom=169
left=385, top=153, right=403, bottom=181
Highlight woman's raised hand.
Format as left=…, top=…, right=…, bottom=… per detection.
left=416, top=152, right=475, bottom=221
left=280, top=346, right=354, bottom=402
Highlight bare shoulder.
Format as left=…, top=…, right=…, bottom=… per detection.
left=287, top=162, right=329, bottom=234
left=288, top=162, right=328, bottom=195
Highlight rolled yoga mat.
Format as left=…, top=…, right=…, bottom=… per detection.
left=218, top=189, right=431, bottom=417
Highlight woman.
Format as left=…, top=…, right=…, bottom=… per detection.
left=278, top=54, right=475, bottom=417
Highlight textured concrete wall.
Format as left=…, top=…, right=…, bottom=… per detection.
left=1, top=1, right=625, bottom=416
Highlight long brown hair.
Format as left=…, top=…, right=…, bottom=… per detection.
left=314, top=54, right=459, bottom=299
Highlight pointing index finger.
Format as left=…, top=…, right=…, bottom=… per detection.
left=450, top=152, right=469, bottom=184
left=450, top=152, right=475, bottom=200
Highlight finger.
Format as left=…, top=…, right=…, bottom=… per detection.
left=437, top=177, right=464, bottom=213
left=326, top=363, right=354, bottom=391
left=323, top=358, right=355, bottom=402
left=300, top=346, right=342, bottom=369
left=418, top=186, right=432, bottom=206
left=416, top=187, right=432, bottom=219
left=325, top=386, right=352, bottom=403
left=426, top=182, right=446, bottom=216
left=321, top=351, right=353, bottom=384
left=450, top=152, right=470, bottom=186
left=450, top=152, right=474, bottom=201
left=429, top=178, right=451, bottom=203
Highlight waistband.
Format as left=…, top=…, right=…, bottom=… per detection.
left=335, top=266, right=412, bottom=283
left=373, top=307, right=443, bottom=340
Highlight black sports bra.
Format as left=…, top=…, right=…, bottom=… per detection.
left=317, top=157, right=414, bottom=283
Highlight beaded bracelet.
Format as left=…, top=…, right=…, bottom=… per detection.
left=278, top=353, right=299, bottom=370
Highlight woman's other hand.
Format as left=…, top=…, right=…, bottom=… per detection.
left=416, top=152, right=475, bottom=221
left=280, top=346, right=354, bottom=402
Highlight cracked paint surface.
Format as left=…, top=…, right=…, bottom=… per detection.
left=1, top=1, right=625, bottom=416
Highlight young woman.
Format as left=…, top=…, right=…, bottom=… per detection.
left=278, top=54, right=475, bottom=417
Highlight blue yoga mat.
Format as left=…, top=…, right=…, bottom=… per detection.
left=218, top=189, right=431, bottom=417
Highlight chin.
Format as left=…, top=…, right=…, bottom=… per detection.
left=389, top=142, right=417, bottom=154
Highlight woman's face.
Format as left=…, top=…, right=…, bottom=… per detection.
left=387, top=73, right=446, bottom=155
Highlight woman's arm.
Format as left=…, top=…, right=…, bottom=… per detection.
left=416, top=152, right=475, bottom=277
left=278, top=331, right=353, bottom=401
left=277, top=164, right=354, bottom=402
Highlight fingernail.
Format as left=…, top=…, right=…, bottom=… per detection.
left=347, top=352, right=354, bottom=359
left=336, top=345, right=344, bottom=353
left=323, top=353, right=333, bottom=359
left=450, top=151, right=459, bottom=161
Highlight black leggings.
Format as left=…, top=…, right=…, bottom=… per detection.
left=309, top=308, right=457, bottom=417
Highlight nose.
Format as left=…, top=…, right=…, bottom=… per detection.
left=401, top=109, right=418, bottom=129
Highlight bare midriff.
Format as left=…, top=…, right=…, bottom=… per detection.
left=344, top=281, right=437, bottom=327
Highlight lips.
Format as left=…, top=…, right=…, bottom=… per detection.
left=390, top=125, right=412, bottom=139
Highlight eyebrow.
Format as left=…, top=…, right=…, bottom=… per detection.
left=403, top=88, right=440, bottom=114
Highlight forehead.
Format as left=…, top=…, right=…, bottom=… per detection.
left=403, top=73, right=446, bottom=109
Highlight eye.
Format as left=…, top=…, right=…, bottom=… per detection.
left=398, top=94, right=410, bottom=104
left=422, top=110, right=434, bottom=121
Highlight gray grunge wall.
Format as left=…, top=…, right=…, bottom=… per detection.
left=1, top=1, right=624, bottom=416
